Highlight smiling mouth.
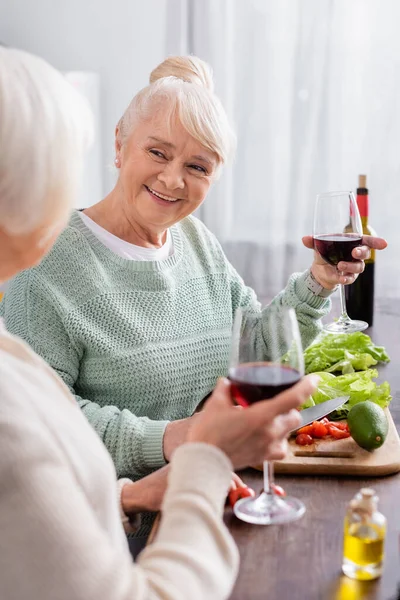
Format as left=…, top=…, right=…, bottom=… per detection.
left=145, top=185, right=182, bottom=203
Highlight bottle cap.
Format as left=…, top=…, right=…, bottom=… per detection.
left=358, top=174, right=367, bottom=189
left=350, top=488, right=377, bottom=518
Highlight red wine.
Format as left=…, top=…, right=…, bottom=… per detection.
left=229, top=363, right=301, bottom=407
left=345, top=175, right=375, bottom=326
left=313, top=233, right=362, bottom=267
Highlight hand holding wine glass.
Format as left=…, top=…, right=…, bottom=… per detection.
left=188, top=375, right=319, bottom=470
left=302, top=195, right=387, bottom=326
left=308, top=191, right=387, bottom=333
left=189, top=307, right=321, bottom=525
left=303, top=235, right=387, bottom=289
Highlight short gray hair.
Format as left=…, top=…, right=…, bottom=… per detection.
left=118, top=56, right=236, bottom=169
left=0, top=47, right=93, bottom=234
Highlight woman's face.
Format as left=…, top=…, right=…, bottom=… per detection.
left=115, top=108, right=218, bottom=233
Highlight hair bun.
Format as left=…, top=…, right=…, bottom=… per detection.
left=149, top=55, right=214, bottom=92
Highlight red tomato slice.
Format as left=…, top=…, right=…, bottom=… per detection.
left=330, top=421, right=349, bottom=431
left=228, top=486, right=256, bottom=508
left=311, top=421, right=329, bottom=438
left=295, top=433, right=313, bottom=446
left=327, top=424, right=351, bottom=439
left=270, top=484, right=286, bottom=497
left=297, top=424, right=314, bottom=435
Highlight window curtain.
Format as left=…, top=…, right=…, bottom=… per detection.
left=184, top=0, right=400, bottom=300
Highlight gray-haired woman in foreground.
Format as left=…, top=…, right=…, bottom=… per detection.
left=0, top=47, right=321, bottom=600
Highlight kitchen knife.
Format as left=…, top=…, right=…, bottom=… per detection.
left=291, top=396, right=349, bottom=432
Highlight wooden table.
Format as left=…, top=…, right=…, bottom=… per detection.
left=225, top=298, right=400, bottom=600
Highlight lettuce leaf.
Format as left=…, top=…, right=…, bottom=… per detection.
left=301, top=369, right=392, bottom=418
left=304, top=332, right=390, bottom=375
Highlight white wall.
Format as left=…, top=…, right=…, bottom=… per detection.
left=0, top=0, right=172, bottom=197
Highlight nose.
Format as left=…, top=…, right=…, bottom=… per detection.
left=157, top=160, right=185, bottom=191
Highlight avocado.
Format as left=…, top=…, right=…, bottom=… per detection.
left=347, top=401, right=388, bottom=451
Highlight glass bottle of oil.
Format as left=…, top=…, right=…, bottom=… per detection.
left=342, top=488, right=386, bottom=580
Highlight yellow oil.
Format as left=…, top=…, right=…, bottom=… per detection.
left=342, top=521, right=385, bottom=580
left=334, top=576, right=376, bottom=600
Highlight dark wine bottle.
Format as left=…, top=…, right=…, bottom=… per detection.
left=345, top=175, right=375, bottom=326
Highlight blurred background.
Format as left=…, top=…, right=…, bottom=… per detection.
left=1, top=0, right=399, bottom=301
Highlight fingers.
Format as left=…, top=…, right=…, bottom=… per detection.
left=338, top=273, right=358, bottom=285
left=362, top=235, right=388, bottom=250
left=266, top=439, right=288, bottom=461
left=259, top=408, right=302, bottom=461
left=338, top=260, right=365, bottom=274
left=230, top=472, right=246, bottom=490
left=205, top=377, right=233, bottom=409
left=302, top=235, right=314, bottom=249
left=303, top=234, right=388, bottom=252
left=352, top=246, right=371, bottom=260
left=273, top=409, right=302, bottom=438
left=336, top=258, right=368, bottom=284
left=250, top=374, right=320, bottom=422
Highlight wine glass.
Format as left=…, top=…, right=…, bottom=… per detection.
left=313, top=191, right=368, bottom=333
left=228, top=306, right=306, bottom=525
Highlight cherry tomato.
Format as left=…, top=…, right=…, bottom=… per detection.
left=295, top=433, right=313, bottom=446
left=228, top=486, right=255, bottom=508
left=270, top=484, right=286, bottom=497
left=319, top=417, right=330, bottom=425
left=311, top=421, right=329, bottom=438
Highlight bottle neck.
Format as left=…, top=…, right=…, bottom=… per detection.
left=357, top=188, right=369, bottom=222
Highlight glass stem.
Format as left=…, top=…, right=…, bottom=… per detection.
left=338, top=282, right=349, bottom=322
left=263, top=460, right=274, bottom=494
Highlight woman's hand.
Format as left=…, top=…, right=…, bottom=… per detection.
left=121, top=465, right=171, bottom=515
left=163, top=413, right=202, bottom=462
left=302, top=234, right=388, bottom=289
left=121, top=465, right=247, bottom=516
left=187, top=376, right=319, bottom=471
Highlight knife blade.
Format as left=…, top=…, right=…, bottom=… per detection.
left=291, top=396, right=349, bottom=432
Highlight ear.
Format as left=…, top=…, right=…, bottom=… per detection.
left=115, top=125, right=122, bottom=159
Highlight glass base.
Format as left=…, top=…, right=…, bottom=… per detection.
left=233, top=492, right=306, bottom=525
left=342, top=557, right=383, bottom=581
left=324, top=319, right=369, bottom=334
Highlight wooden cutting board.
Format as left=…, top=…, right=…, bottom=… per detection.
left=258, top=409, right=400, bottom=477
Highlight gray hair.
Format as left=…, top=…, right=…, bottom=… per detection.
left=117, top=56, right=236, bottom=168
left=0, top=47, right=93, bottom=234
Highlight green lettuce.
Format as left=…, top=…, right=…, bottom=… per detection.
left=304, top=332, right=390, bottom=375
left=301, top=369, right=392, bottom=418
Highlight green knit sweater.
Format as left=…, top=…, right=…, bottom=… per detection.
left=1, top=212, right=330, bottom=481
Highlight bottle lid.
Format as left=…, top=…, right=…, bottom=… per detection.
left=358, top=174, right=367, bottom=189
left=350, top=488, right=377, bottom=517
left=356, top=174, right=369, bottom=217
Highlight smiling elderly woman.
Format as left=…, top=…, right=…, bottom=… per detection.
left=1, top=55, right=385, bottom=501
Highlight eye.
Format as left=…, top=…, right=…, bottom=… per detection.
left=149, top=149, right=166, bottom=159
left=188, top=164, right=207, bottom=174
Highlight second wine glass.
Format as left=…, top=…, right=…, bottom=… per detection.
left=228, top=306, right=305, bottom=525
left=313, top=191, right=368, bottom=333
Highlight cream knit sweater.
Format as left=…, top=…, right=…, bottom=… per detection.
left=0, top=321, right=238, bottom=600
